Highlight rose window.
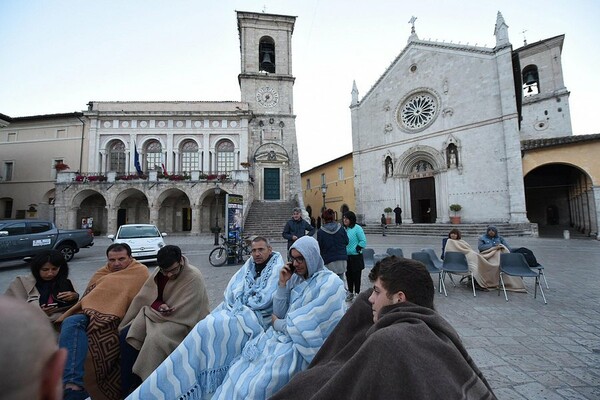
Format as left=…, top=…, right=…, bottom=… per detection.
left=397, top=92, right=438, bottom=132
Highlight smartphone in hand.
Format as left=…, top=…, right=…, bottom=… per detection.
left=287, top=261, right=296, bottom=273
left=159, top=307, right=175, bottom=313
left=45, top=303, right=58, bottom=307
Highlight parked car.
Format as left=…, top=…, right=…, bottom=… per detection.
left=108, top=224, right=167, bottom=262
left=0, top=219, right=94, bottom=262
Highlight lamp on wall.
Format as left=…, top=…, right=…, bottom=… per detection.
left=321, top=184, right=328, bottom=212
left=213, top=184, right=222, bottom=245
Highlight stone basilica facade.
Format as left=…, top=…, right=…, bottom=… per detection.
left=351, top=13, right=575, bottom=225
left=49, top=11, right=302, bottom=234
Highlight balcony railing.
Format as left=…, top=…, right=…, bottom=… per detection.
left=57, top=170, right=248, bottom=184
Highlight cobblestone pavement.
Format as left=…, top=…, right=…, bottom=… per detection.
left=1, top=233, right=598, bottom=399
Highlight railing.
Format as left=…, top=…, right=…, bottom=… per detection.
left=56, top=170, right=248, bottom=183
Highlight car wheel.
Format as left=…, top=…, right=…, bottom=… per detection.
left=57, top=244, right=75, bottom=261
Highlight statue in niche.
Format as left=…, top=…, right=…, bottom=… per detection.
left=385, top=156, right=393, bottom=177
left=446, top=144, right=458, bottom=168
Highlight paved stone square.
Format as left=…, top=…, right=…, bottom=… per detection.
left=1, top=233, right=598, bottom=399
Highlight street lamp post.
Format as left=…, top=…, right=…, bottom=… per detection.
left=321, top=183, right=327, bottom=212
left=213, top=185, right=222, bottom=245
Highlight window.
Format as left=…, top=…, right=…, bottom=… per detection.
left=30, top=222, right=52, bottom=233
left=180, top=140, right=199, bottom=173
left=338, top=167, right=344, bottom=180
left=4, top=162, right=13, bottom=181
left=320, top=173, right=325, bottom=186
left=108, top=141, right=126, bottom=174
left=306, top=178, right=311, bottom=190
left=259, top=36, right=275, bottom=73
left=145, top=140, right=163, bottom=172
left=7, top=133, right=16, bottom=142
left=216, top=140, right=234, bottom=174
left=3, top=222, right=26, bottom=236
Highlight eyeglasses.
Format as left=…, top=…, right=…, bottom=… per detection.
left=289, top=255, right=305, bottom=263
left=160, top=263, right=182, bottom=276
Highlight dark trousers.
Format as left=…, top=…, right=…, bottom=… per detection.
left=119, top=325, right=142, bottom=397
left=346, top=254, right=364, bottom=294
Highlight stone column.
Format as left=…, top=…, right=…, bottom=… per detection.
left=68, top=208, right=79, bottom=230
left=592, top=186, right=600, bottom=240
left=106, top=205, right=118, bottom=234
left=191, top=203, right=201, bottom=235
left=149, top=204, right=160, bottom=227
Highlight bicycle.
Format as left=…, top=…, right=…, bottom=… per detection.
left=209, top=234, right=251, bottom=267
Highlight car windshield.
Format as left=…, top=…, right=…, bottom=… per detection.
left=118, top=226, right=160, bottom=239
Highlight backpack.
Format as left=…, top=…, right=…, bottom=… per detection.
left=513, top=247, right=539, bottom=268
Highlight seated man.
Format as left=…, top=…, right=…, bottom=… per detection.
left=119, top=245, right=210, bottom=396
left=271, top=256, right=497, bottom=400
left=57, top=243, right=149, bottom=400
left=212, top=236, right=346, bottom=399
left=0, top=295, right=67, bottom=400
left=478, top=225, right=511, bottom=252
left=128, top=236, right=285, bottom=399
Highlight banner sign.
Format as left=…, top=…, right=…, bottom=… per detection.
left=225, top=194, right=243, bottom=241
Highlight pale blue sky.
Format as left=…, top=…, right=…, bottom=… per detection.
left=1, top=0, right=598, bottom=170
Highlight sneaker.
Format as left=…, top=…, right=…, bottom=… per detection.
left=63, top=388, right=90, bottom=400
left=345, top=292, right=354, bottom=302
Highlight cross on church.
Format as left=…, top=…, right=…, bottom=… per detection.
left=409, top=16, right=417, bottom=33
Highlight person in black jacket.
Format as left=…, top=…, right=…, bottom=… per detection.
left=317, top=208, right=349, bottom=280
left=282, top=207, right=316, bottom=249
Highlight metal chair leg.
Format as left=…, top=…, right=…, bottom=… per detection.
left=499, top=273, right=509, bottom=301
left=537, top=276, right=547, bottom=304
left=539, top=269, right=549, bottom=289
left=441, top=272, right=448, bottom=297
left=440, top=273, right=447, bottom=297
left=470, top=273, right=476, bottom=297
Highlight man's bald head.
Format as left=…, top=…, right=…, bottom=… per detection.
left=0, top=295, right=66, bottom=400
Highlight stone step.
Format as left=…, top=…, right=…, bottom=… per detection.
left=362, top=223, right=538, bottom=237
left=243, top=200, right=298, bottom=241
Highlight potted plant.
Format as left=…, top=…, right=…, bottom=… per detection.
left=449, top=204, right=462, bottom=224
left=54, top=162, right=70, bottom=171
left=384, top=207, right=393, bottom=225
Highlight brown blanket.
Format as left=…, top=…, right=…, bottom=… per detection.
left=444, top=239, right=525, bottom=292
left=4, top=274, right=73, bottom=322
left=119, top=257, right=210, bottom=379
left=271, top=290, right=496, bottom=399
left=58, top=260, right=149, bottom=400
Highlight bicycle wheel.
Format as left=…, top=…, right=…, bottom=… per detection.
left=209, top=246, right=228, bottom=267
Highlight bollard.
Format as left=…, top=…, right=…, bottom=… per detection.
left=563, top=230, right=570, bottom=240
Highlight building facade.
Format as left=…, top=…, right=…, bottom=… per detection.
left=0, top=11, right=303, bottom=236
left=301, top=152, right=355, bottom=223
left=350, top=13, right=574, bottom=225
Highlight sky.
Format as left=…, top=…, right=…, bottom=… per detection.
left=1, top=0, right=599, bottom=171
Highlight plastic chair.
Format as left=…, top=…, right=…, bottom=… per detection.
left=442, top=252, right=476, bottom=297
left=421, top=248, right=443, bottom=270
left=411, top=251, right=446, bottom=295
left=499, top=253, right=547, bottom=304
left=532, top=263, right=549, bottom=289
left=386, top=248, right=404, bottom=258
left=362, top=248, right=376, bottom=269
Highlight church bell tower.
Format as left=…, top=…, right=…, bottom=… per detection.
left=237, top=11, right=302, bottom=204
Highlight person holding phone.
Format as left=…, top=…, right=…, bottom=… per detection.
left=118, top=245, right=210, bottom=396
left=5, top=249, right=79, bottom=322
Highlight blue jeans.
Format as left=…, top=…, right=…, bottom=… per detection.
left=59, top=314, right=90, bottom=387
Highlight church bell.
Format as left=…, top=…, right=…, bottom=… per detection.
left=523, top=70, right=537, bottom=86
left=261, top=52, right=274, bottom=70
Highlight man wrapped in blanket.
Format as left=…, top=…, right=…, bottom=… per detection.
left=127, top=236, right=284, bottom=399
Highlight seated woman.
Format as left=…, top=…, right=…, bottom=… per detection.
left=441, top=228, right=461, bottom=259
left=444, top=229, right=525, bottom=292
left=4, top=250, right=79, bottom=322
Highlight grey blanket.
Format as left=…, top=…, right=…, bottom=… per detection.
left=270, top=290, right=496, bottom=400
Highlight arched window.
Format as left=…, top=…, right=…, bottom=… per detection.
left=108, top=140, right=126, bottom=174
left=145, top=140, right=163, bottom=172
left=216, top=140, right=235, bottom=173
left=259, top=36, right=275, bottom=73
left=180, top=140, right=199, bottom=173
left=522, top=65, right=539, bottom=96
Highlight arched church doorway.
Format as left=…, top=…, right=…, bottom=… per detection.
left=525, top=163, right=596, bottom=237
left=410, top=177, right=436, bottom=223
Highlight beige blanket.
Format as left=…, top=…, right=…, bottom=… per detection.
left=444, top=239, right=525, bottom=292
left=5, top=274, right=74, bottom=322
left=119, top=257, right=210, bottom=379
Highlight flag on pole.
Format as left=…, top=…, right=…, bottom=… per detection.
left=161, top=163, right=168, bottom=176
left=134, top=144, right=143, bottom=175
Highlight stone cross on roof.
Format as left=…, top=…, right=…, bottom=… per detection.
left=409, top=16, right=417, bottom=34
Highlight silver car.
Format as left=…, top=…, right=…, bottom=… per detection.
left=108, top=224, right=167, bottom=262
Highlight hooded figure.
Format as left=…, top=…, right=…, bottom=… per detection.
left=211, top=236, right=346, bottom=400
left=478, top=225, right=511, bottom=252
